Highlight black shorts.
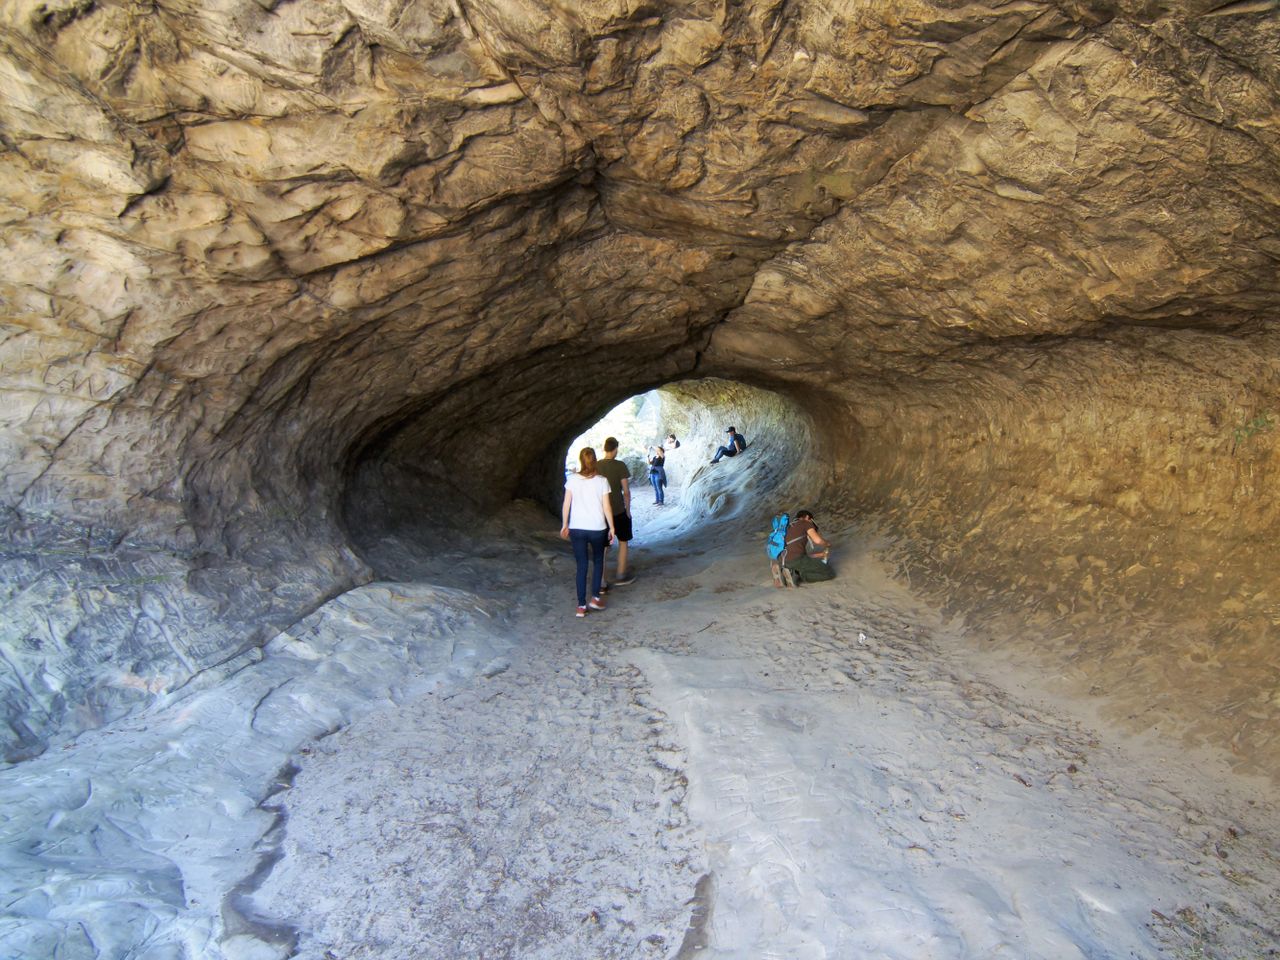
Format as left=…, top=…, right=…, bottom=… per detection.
left=613, top=511, right=633, bottom=542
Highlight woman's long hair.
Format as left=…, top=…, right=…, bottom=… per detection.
left=578, top=446, right=598, bottom=477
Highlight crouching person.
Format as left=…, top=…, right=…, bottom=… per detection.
left=783, top=510, right=834, bottom=585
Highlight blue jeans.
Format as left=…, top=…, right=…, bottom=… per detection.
left=711, top=444, right=738, bottom=463
left=569, top=528, right=608, bottom=606
left=649, top=471, right=665, bottom=503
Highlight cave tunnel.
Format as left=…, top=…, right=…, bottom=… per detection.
left=339, top=376, right=826, bottom=579
left=1, top=1, right=1279, bottom=957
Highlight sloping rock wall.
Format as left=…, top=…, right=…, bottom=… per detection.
left=839, top=332, right=1279, bottom=771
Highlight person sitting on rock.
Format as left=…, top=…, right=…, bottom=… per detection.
left=664, top=432, right=680, bottom=450
left=710, top=425, right=746, bottom=464
left=782, top=510, right=834, bottom=586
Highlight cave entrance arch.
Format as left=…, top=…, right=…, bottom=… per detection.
left=563, top=389, right=671, bottom=541
left=560, top=380, right=819, bottom=547
left=340, top=377, right=828, bottom=583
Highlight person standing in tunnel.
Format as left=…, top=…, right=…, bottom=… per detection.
left=596, top=437, right=636, bottom=586
left=783, top=510, right=834, bottom=586
left=647, top=444, right=667, bottom=505
left=710, top=425, right=746, bottom=464
left=561, top=447, right=615, bottom=618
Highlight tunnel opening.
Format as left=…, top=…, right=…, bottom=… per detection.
left=338, top=376, right=832, bottom=588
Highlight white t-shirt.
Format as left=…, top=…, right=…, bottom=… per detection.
left=565, top=473, right=611, bottom=530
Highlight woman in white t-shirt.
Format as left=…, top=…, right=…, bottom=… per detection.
left=561, top=447, right=616, bottom=618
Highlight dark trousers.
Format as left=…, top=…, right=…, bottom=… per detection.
left=569, top=528, right=608, bottom=605
left=787, top=555, right=835, bottom=583
left=649, top=472, right=665, bottom=503
left=711, top=444, right=739, bottom=463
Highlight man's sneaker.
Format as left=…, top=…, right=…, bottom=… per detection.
left=576, top=605, right=587, bottom=618
left=588, top=596, right=606, bottom=610
left=613, top=572, right=636, bottom=586
left=598, top=582, right=609, bottom=594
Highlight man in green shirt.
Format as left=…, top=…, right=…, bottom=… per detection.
left=596, top=437, right=635, bottom=585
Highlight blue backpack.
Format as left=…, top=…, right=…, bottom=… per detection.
left=766, top=512, right=790, bottom=562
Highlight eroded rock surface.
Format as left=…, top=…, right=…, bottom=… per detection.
left=1, top=1, right=1277, bottom=774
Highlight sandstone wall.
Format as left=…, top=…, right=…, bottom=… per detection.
left=848, top=334, right=1279, bottom=773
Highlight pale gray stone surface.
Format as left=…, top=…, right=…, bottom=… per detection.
left=0, top=579, right=512, bottom=959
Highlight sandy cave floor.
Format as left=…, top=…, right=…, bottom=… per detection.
left=248, top=495, right=1279, bottom=960
left=2, top=492, right=1278, bottom=959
